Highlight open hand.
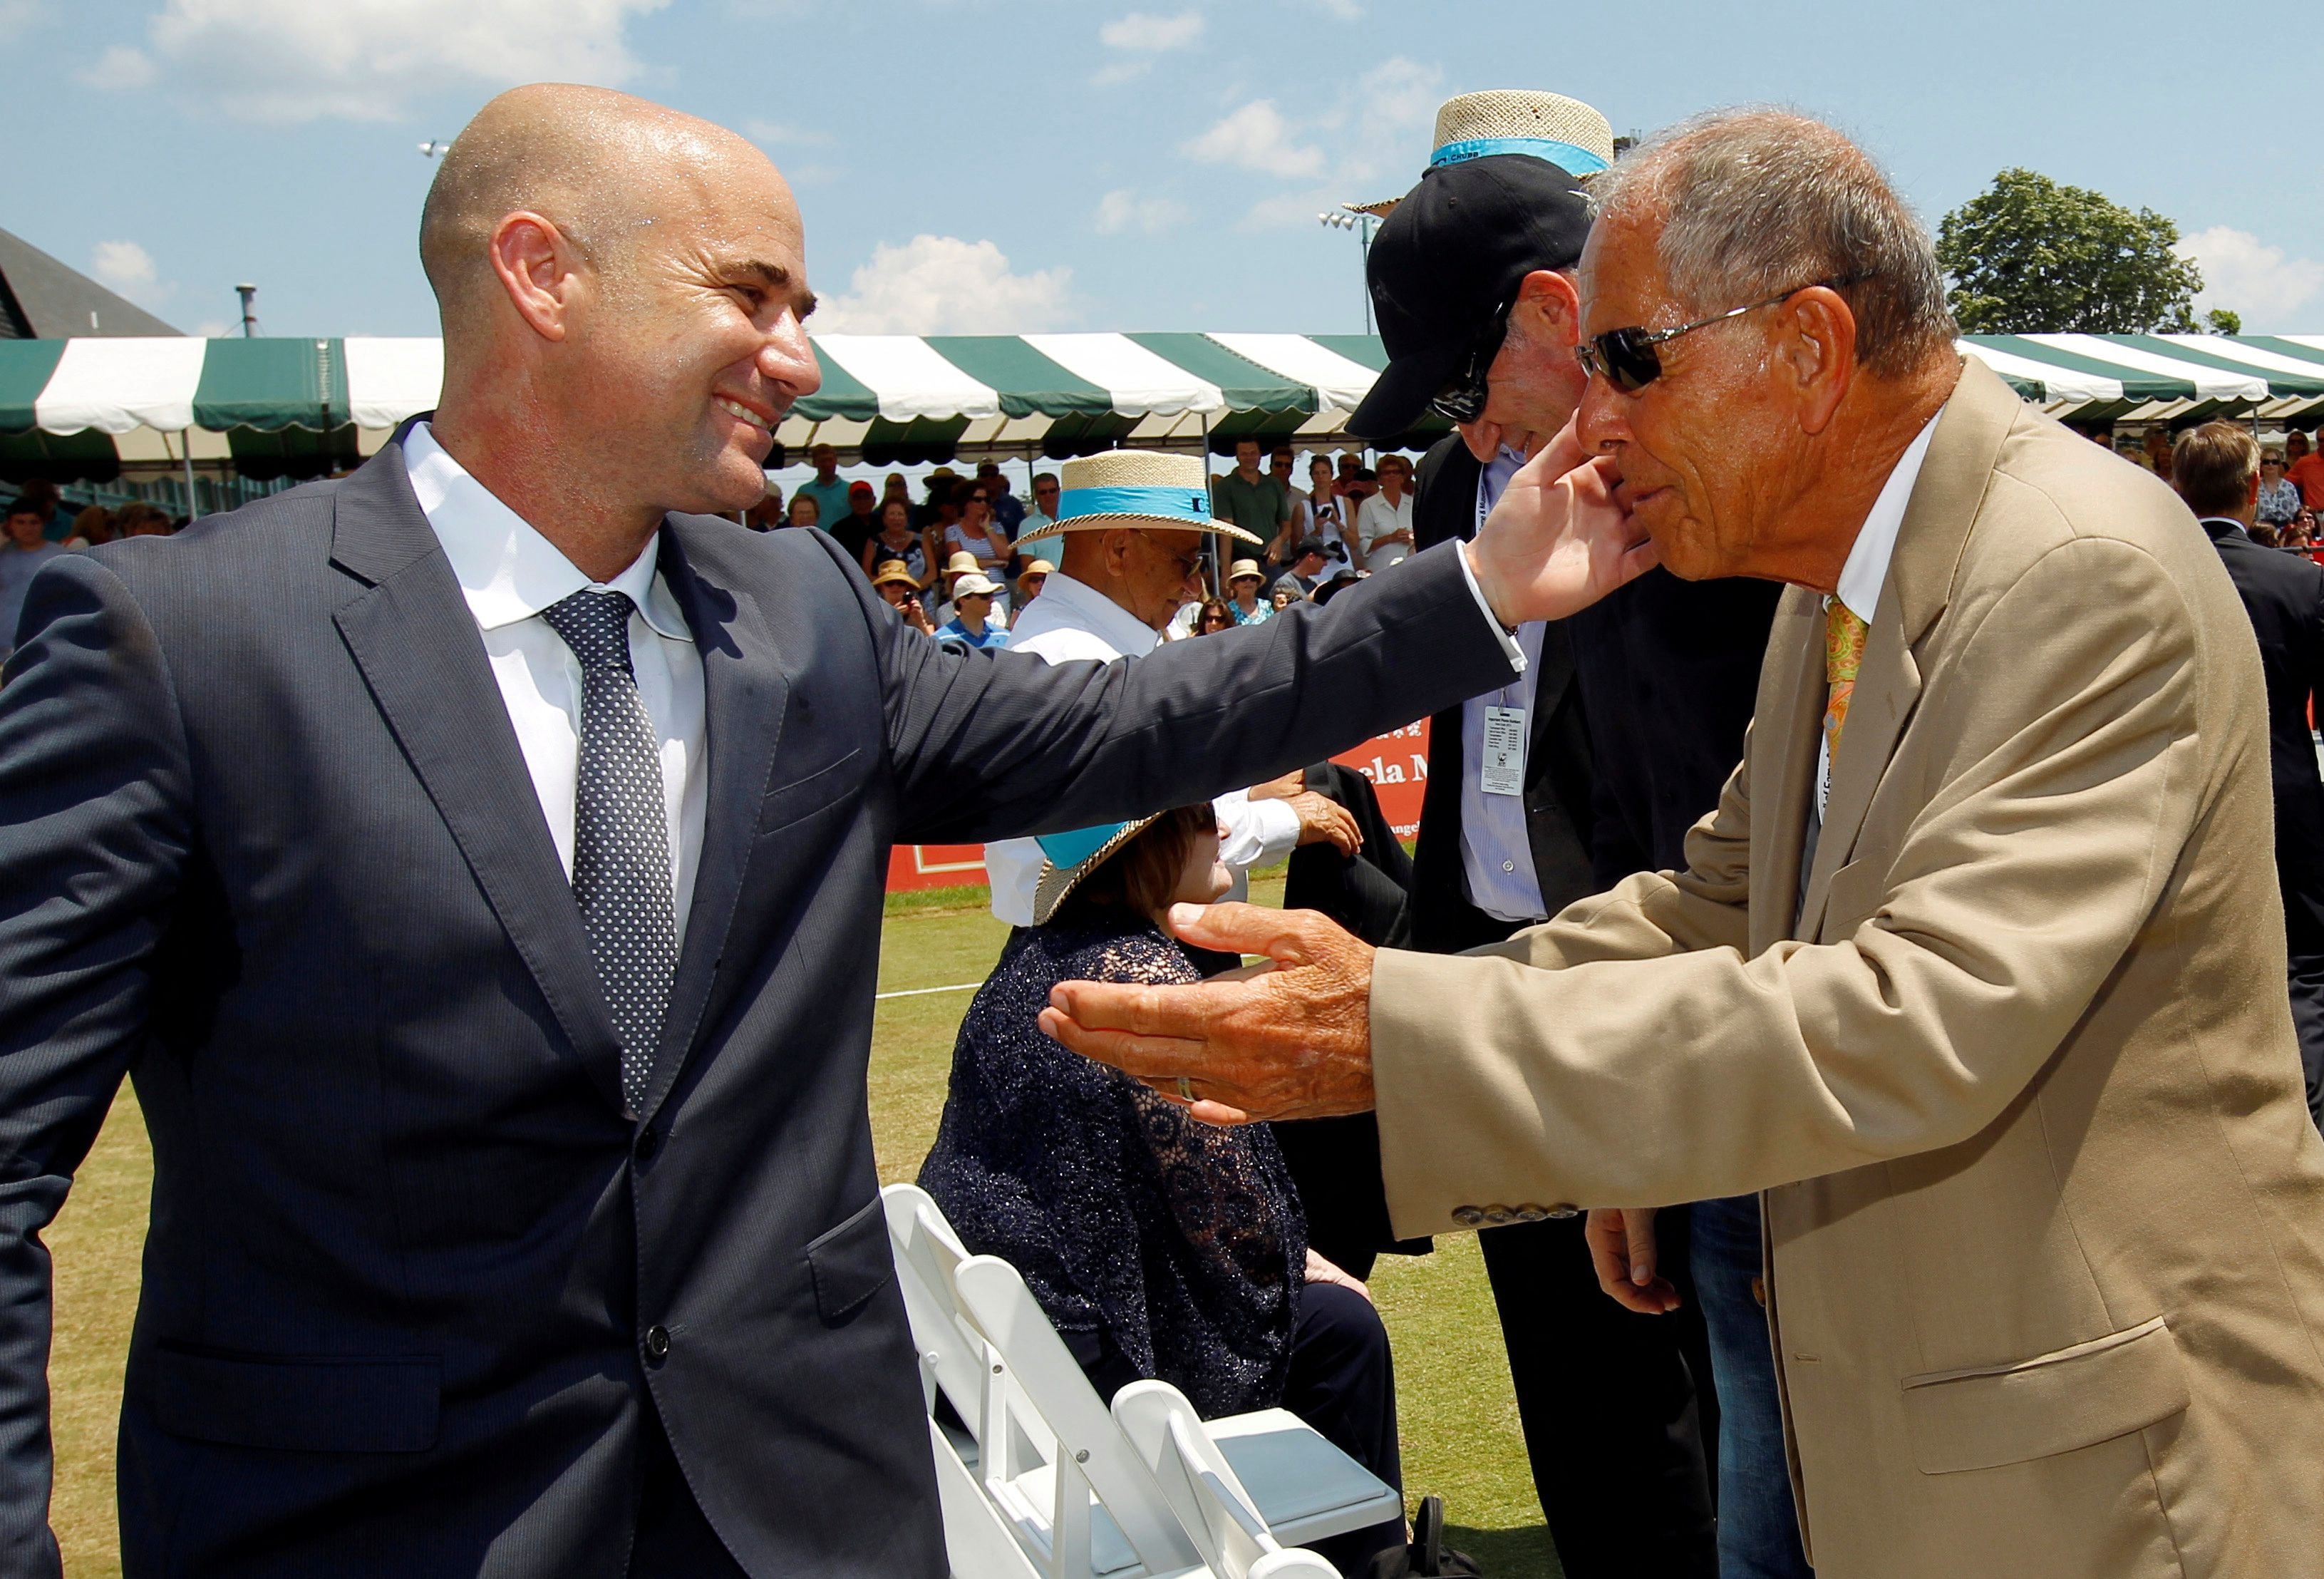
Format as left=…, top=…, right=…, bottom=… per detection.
left=1039, top=902, right=1378, bottom=1126
left=1285, top=791, right=1361, bottom=857
left=1462, top=413, right=1660, bottom=627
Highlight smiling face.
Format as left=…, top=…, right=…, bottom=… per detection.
left=1574, top=210, right=1817, bottom=582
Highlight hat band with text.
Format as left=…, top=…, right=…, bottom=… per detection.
left=1429, top=135, right=1608, bottom=177
left=1057, top=484, right=1215, bottom=525
left=1038, top=822, right=1129, bottom=870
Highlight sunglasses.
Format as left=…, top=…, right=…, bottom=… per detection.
left=1430, top=299, right=1512, bottom=424
left=1140, top=535, right=1206, bottom=580
left=1576, top=273, right=1873, bottom=394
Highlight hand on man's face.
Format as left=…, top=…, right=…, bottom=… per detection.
left=1464, top=415, right=1659, bottom=626
left=1040, top=902, right=1378, bottom=1126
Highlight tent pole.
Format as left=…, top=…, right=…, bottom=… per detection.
left=181, top=431, right=200, bottom=520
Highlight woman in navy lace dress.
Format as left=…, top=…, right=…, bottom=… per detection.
left=920, top=805, right=1408, bottom=1575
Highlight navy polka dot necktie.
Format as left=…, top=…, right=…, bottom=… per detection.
left=540, top=588, right=678, bottom=1113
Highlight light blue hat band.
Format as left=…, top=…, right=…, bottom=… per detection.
left=1038, top=822, right=1130, bottom=870
left=1430, top=135, right=1608, bottom=177
left=1057, top=483, right=1215, bottom=525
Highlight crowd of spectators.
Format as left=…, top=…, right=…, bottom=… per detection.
left=2081, top=422, right=2324, bottom=549
left=0, top=486, right=183, bottom=662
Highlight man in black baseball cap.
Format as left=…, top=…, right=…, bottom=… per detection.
left=1345, top=91, right=1801, bottom=1579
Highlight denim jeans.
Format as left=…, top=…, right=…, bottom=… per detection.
left=1691, top=1193, right=1814, bottom=1577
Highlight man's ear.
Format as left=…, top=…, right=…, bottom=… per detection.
left=1781, top=287, right=1857, bottom=436
left=1514, top=268, right=1583, bottom=349
left=487, top=212, right=587, bottom=342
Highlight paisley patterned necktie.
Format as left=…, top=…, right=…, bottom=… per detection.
left=1824, top=597, right=1870, bottom=762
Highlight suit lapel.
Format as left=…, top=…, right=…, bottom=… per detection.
left=637, top=522, right=790, bottom=1126
left=1792, top=359, right=2018, bottom=939
left=328, top=439, right=626, bottom=1111
left=1752, top=589, right=1827, bottom=952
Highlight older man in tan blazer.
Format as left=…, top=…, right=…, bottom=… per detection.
left=1044, top=110, right=2324, bottom=1578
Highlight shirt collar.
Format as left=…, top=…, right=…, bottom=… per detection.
left=1009, top=568, right=1160, bottom=657
left=403, top=421, right=692, bottom=642
left=2197, top=516, right=2249, bottom=538
left=1832, top=408, right=1942, bottom=622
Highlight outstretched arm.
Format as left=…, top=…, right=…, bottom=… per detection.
left=0, top=557, right=192, bottom=1578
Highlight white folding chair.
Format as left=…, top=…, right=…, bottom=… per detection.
left=1110, top=1380, right=1339, bottom=1579
left=951, top=1254, right=1402, bottom=1570
left=885, top=1185, right=1197, bottom=1578
left=927, top=1413, right=1045, bottom=1579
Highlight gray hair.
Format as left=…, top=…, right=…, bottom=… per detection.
left=1593, top=109, right=1956, bottom=379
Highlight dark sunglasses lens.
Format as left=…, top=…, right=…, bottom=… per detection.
left=1604, top=329, right=1661, bottom=393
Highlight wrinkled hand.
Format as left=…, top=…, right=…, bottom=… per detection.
left=1304, top=1248, right=1372, bottom=1303
left=1245, top=771, right=1306, bottom=803
left=1462, top=413, right=1660, bottom=627
left=1286, top=791, right=1361, bottom=857
left=1585, top=1206, right=1680, bottom=1315
left=1039, top=902, right=1377, bottom=1126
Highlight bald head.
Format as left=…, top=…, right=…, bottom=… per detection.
left=420, top=83, right=804, bottom=337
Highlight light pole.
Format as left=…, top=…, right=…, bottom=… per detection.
left=235, top=284, right=259, bottom=338
left=1316, top=207, right=1379, bottom=334
left=418, top=140, right=453, bottom=158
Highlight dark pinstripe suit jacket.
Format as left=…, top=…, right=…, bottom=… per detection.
left=0, top=439, right=1514, bottom=1578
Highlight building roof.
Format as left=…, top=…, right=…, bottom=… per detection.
left=0, top=226, right=182, bottom=339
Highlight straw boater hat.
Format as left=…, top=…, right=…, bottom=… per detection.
left=1031, top=814, right=1166, bottom=925
left=870, top=560, right=919, bottom=589
left=1226, top=558, right=1265, bottom=584
left=940, top=550, right=981, bottom=585
left=1027, top=449, right=1263, bottom=546
left=1016, top=557, right=1055, bottom=590
left=1345, top=89, right=1616, bottom=218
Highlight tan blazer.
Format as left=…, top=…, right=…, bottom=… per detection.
left=1370, top=360, right=2324, bottom=1578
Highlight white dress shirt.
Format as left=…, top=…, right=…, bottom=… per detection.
left=1818, top=411, right=1941, bottom=816
left=1460, top=444, right=1552, bottom=923
left=1356, top=490, right=1416, bottom=570
left=983, top=570, right=1304, bottom=925
left=404, top=422, right=710, bottom=947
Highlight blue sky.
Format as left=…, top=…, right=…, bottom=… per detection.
left=6, top=0, right=2321, bottom=341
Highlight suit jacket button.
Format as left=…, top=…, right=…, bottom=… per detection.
left=1484, top=1205, right=1512, bottom=1225
left=1545, top=1204, right=1579, bottom=1219
left=634, top=1128, right=661, bottom=1163
left=1515, top=1204, right=1546, bottom=1222
left=643, top=1325, right=671, bottom=1364
left=1452, top=1206, right=1484, bottom=1227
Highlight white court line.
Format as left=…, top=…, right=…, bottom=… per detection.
left=874, top=981, right=983, bottom=1000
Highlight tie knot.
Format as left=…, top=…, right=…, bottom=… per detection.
left=542, top=589, right=637, bottom=675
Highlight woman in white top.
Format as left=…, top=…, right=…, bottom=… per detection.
left=943, top=480, right=1013, bottom=577
left=1299, top=455, right=1358, bottom=569
left=1353, top=452, right=1415, bottom=571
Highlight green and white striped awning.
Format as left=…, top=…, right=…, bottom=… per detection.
left=6, top=331, right=2323, bottom=483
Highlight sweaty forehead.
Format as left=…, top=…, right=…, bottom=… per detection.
left=1577, top=215, right=1670, bottom=333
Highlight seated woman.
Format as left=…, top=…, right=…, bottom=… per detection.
left=920, top=806, right=1413, bottom=1576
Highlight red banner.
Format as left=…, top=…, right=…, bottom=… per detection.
left=883, top=720, right=1432, bottom=892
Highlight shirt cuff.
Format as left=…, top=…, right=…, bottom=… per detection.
left=1215, top=788, right=1303, bottom=870
left=1455, top=541, right=1528, bottom=674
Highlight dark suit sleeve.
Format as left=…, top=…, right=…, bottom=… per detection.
left=864, top=540, right=1517, bottom=846
left=0, top=556, right=192, bottom=1577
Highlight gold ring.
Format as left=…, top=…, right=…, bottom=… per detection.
left=1176, top=1076, right=1196, bottom=1103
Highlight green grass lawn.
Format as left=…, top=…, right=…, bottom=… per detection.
left=47, top=871, right=1561, bottom=1577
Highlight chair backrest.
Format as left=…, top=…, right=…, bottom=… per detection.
left=925, top=1414, right=1047, bottom=1578
left=1110, top=1381, right=1335, bottom=1579
left=881, top=1183, right=991, bottom=1424
left=953, top=1253, right=1206, bottom=1577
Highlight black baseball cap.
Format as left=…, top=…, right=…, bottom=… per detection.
left=1348, top=154, right=1594, bottom=439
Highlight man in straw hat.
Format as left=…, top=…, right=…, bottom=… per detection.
left=983, top=448, right=1376, bottom=930
left=1350, top=89, right=1740, bottom=1578
left=1048, top=108, right=2324, bottom=1578
left=0, top=83, right=1656, bottom=1578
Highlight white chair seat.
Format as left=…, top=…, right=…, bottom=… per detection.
left=1207, top=1410, right=1403, bottom=1545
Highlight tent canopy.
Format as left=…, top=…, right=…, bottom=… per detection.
left=6, top=331, right=2323, bottom=484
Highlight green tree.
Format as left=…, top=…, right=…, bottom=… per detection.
left=1936, top=168, right=2204, bottom=333
left=2205, top=307, right=2243, bottom=335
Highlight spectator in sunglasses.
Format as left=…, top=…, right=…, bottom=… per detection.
left=943, top=481, right=1013, bottom=614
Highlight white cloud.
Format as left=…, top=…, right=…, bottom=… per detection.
left=80, top=44, right=157, bottom=88
left=1184, top=101, right=1324, bottom=179
left=1100, top=10, right=1204, bottom=51
left=745, top=119, right=833, bottom=148
left=1311, top=0, right=1363, bottom=16
left=1095, top=187, right=1189, bottom=236
left=1355, top=56, right=1440, bottom=139
left=95, top=0, right=669, bottom=123
left=91, top=240, right=172, bottom=307
left=2178, top=226, right=2324, bottom=331
left=0, top=0, right=45, bottom=41
left=811, top=236, right=1073, bottom=334
left=193, top=319, right=234, bottom=339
